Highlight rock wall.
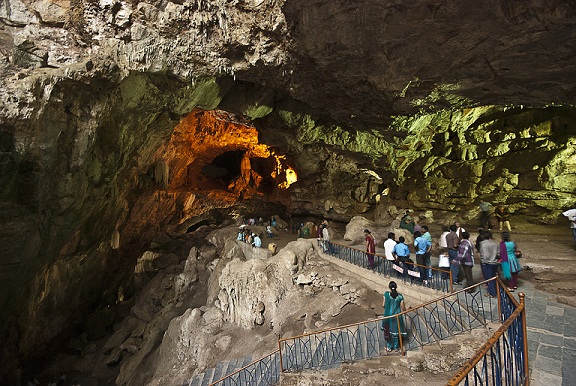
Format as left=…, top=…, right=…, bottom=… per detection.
left=1, top=0, right=576, bottom=382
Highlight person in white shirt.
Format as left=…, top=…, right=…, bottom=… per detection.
left=455, top=221, right=466, bottom=240
left=252, top=233, right=262, bottom=248
left=563, top=209, right=576, bottom=246
left=383, top=232, right=397, bottom=261
left=322, top=224, right=330, bottom=253
left=439, top=225, right=449, bottom=252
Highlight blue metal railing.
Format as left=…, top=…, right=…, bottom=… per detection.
left=327, top=241, right=453, bottom=293
left=209, top=279, right=527, bottom=386
left=210, top=351, right=280, bottom=386
left=279, top=278, right=507, bottom=373
left=447, top=289, right=528, bottom=386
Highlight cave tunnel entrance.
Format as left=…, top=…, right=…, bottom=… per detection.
left=201, top=150, right=245, bottom=186
left=186, top=219, right=210, bottom=233
left=250, top=156, right=277, bottom=194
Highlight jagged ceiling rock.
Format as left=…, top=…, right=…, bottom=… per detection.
left=1, top=0, right=576, bottom=383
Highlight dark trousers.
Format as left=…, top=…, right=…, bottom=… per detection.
left=448, top=249, right=460, bottom=283
left=461, top=264, right=474, bottom=289
left=367, top=253, right=375, bottom=269
left=416, top=253, right=426, bottom=280
left=396, top=256, right=411, bottom=278
left=480, top=211, right=491, bottom=228
left=481, top=263, right=498, bottom=296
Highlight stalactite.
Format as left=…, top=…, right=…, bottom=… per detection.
left=154, top=159, right=169, bottom=187
left=110, top=228, right=120, bottom=250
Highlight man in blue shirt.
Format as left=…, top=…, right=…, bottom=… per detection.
left=414, top=231, right=432, bottom=283
left=392, top=236, right=411, bottom=277
left=421, top=225, right=433, bottom=280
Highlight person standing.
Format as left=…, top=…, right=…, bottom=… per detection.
left=455, top=221, right=466, bottom=240
left=439, top=225, right=449, bottom=251
left=446, top=224, right=461, bottom=285
left=364, top=229, right=376, bottom=269
left=383, top=232, right=397, bottom=262
left=479, top=199, right=493, bottom=229
left=479, top=231, right=499, bottom=298
left=475, top=228, right=485, bottom=253
left=495, top=204, right=512, bottom=231
left=322, top=223, right=330, bottom=253
left=316, top=223, right=324, bottom=247
left=414, top=231, right=431, bottom=283
left=458, top=231, right=475, bottom=291
left=499, top=232, right=521, bottom=291
left=421, top=225, right=433, bottom=279
left=562, top=208, right=576, bottom=246
left=392, top=236, right=411, bottom=277
left=381, top=281, right=406, bottom=352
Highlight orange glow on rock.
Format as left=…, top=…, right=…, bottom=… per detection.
left=122, top=109, right=297, bottom=241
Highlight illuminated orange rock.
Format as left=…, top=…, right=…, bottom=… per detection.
left=123, top=109, right=297, bottom=239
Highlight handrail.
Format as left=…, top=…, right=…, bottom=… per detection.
left=279, top=277, right=513, bottom=373
left=328, top=241, right=453, bottom=293
left=206, top=277, right=525, bottom=386
left=209, top=350, right=280, bottom=386
left=279, top=276, right=509, bottom=343
left=447, top=293, right=529, bottom=385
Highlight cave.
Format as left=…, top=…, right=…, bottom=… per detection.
left=1, top=0, right=576, bottom=385
left=201, top=151, right=245, bottom=187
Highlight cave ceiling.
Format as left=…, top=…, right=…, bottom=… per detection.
left=1, top=0, right=576, bottom=380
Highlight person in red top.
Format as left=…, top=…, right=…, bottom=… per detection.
left=365, top=229, right=376, bottom=269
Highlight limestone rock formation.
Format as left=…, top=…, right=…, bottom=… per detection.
left=1, top=0, right=576, bottom=383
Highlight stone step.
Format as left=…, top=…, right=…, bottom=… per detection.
left=183, top=355, right=253, bottom=386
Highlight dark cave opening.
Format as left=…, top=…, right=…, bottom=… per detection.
left=201, top=150, right=245, bottom=185
left=250, top=156, right=277, bottom=194
left=186, top=219, right=210, bottom=232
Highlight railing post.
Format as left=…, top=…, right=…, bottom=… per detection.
left=396, top=314, right=404, bottom=355
left=519, top=292, right=530, bottom=385
left=278, top=335, right=284, bottom=373
left=496, top=278, right=502, bottom=320
left=449, top=268, right=453, bottom=293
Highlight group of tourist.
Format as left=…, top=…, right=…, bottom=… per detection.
left=236, top=216, right=281, bottom=248
left=236, top=226, right=262, bottom=248
left=381, top=217, right=523, bottom=294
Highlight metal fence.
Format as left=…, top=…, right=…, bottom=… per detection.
left=210, top=351, right=281, bottom=386
left=278, top=278, right=508, bottom=373
left=209, top=279, right=528, bottom=386
left=328, top=241, right=453, bottom=293
left=447, top=292, right=529, bottom=386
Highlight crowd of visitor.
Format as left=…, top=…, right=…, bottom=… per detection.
left=358, top=201, right=527, bottom=294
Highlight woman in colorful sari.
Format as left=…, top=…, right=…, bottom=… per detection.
left=381, top=281, right=407, bottom=351
left=499, top=232, right=521, bottom=291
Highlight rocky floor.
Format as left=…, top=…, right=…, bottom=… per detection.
left=29, top=218, right=576, bottom=386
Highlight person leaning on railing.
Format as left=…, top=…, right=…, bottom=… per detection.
left=392, top=236, right=411, bottom=277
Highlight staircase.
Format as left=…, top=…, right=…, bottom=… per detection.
left=279, top=285, right=501, bottom=373
left=186, top=241, right=525, bottom=386
left=182, top=355, right=254, bottom=386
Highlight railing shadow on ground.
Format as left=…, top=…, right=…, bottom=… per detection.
left=208, top=245, right=528, bottom=386
left=327, top=241, right=453, bottom=293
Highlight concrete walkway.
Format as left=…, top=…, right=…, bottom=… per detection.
left=328, top=240, right=576, bottom=386
left=276, top=231, right=575, bottom=385
left=517, top=280, right=576, bottom=386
